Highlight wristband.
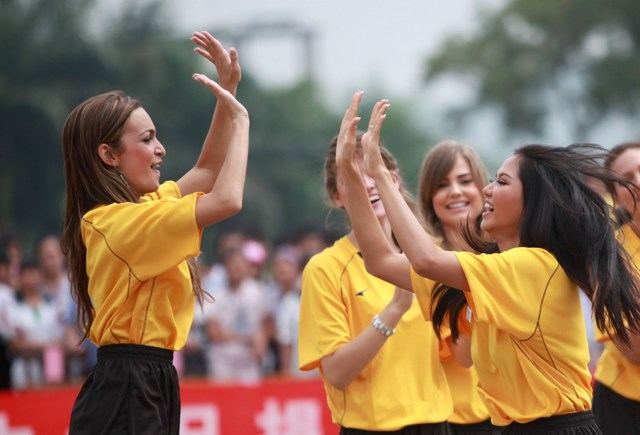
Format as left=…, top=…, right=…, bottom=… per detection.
left=372, top=314, right=396, bottom=337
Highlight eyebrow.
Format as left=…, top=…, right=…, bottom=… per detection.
left=496, top=172, right=512, bottom=179
left=138, top=128, right=155, bottom=137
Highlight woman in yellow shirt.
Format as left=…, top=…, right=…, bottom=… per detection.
left=592, top=142, right=640, bottom=434
left=61, top=32, right=250, bottom=434
left=298, top=93, right=453, bottom=433
left=416, top=141, right=497, bottom=434
left=335, top=92, right=640, bottom=433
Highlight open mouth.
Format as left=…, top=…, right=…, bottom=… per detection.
left=370, top=196, right=381, bottom=206
left=483, top=202, right=494, bottom=213
left=446, top=201, right=469, bottom=210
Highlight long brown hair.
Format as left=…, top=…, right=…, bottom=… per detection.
left=419, top=140, right=489, bottom=340
left=323, top=132, right=416, bottom=212
left=60, top=90, right=205, bottom=339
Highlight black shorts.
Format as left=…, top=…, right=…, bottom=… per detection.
left=449, top=419, right=502, bottom=434
left=502, top=411, right=601, bottom=435
left=592, top=381, right=640, bottom=435
left=340, top=422, right=452, bottom=434
left=69, top=344, right=179, bottom=435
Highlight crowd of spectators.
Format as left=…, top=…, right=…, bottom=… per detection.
left=0, top=226, right=335, bottom=390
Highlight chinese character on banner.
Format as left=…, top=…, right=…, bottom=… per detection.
left=180, top=404, right=220, bottom=435
left=0, top=414, right=35, bottom=435
left=255, top=398, right=323, bottom=435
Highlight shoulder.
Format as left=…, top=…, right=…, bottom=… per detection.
left=140, top=181, right=181, bottom=202
left=304, top=237, right=358, bottom=273
left=455, top=247, right=558, bottom=273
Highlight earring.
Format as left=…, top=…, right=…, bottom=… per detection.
left=114, top=167, right=128, bottom=185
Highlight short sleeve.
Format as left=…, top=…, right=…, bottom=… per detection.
left=83, top=181, right=203, bottom=281
left=298, top=256, right=350, bottom=371
left=454, top=247, right=558, bottom=339
left=409, top=266, right=436, bottom=321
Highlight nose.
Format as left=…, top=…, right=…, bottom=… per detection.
left=362, top=172, right=376, bottom=190
left=155, top=140, right=166, bottom=157
left=449, top=181, right=462, bottom=196
left=482, top=181, right=493, bottom=198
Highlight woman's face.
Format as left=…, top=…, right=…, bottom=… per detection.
left=480, top=154, right=523, bottom=244
left=610, top=147, right=640, bottom=218
left=431, top=155, right=483, bottom=231
left=115, top=108, right=166, bottom=196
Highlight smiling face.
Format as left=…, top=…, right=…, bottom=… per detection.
left=111, top=107, right=166, bottom=196
left=481, top=154, right=523, bottom=248
left=609, top=147, right=640, bottom=219
left=431, top=155, right=483, bottom=231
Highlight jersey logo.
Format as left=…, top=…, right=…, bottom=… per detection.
left=356, top=288, right=368, bottom=296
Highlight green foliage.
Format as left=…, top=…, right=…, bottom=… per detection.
left=425, top=0, right=640, bottom=138
left=0, top=0, right=432, bottom=256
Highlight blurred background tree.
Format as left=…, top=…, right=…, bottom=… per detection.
left=424, top=0, right=640, bottom=140
left=0, top=0, right=431, bottom=260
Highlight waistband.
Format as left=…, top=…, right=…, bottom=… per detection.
left=97, top=344, right=173, bottom=363
left=505, top=411, right=596, bottom=431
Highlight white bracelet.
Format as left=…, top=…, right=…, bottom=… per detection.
left=372, top=314, right=396, bottom=337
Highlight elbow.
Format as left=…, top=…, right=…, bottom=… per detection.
left=220, top=195, right=243, bottom=218
left=324, top=372, right=349, bottom=391
left=457, top=355, right=473, bottom=368
left=228, top=197, right=243, bottom=215
left=363, top=259, right=386, bottom=280
left=320, top=357, right=351, bottom=390
left=412, top=255, right=436, bottom=278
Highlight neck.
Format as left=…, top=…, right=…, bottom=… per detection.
left=494, top=235, right=519, bottom=252
left=443, top=225, right=473, bottom=252
left=347, top=216, right=395, bottom=251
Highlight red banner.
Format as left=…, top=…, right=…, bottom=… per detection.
left=0, top=378, right=338, bottom=434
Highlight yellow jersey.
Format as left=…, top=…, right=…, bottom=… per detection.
left=411, top=268, right=490, bottom=425
left=594, top=223, right=640, bottom=401
left=298, top=236, right=452, bottom=430
left=454, top=247, right=592, bottom=426
left=81, top=181, right=202, bottom=350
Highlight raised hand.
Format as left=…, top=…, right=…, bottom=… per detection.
left=335, top=91, right=364, bottom=168
left=361, top=99, right=390, bottom=177
left=191, top=31, right=241, bottom=93
left=192, top=73, right=248, bottom=120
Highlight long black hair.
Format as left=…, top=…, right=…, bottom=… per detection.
left=432, top=144, right=640, bottom=343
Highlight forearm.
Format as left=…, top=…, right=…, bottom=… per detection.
left=194, top=91, right=238, bottom=188
left=320, top=303, right=406, bottom=390
left=445, top=335, right=473, bottom=368
left=195, top=117, right=249, bottom=228
left=373, top=170, right=468, bottom=290
left=339, top=163, right=410, bottom=288
left=374, top=170, right=440, bottom=268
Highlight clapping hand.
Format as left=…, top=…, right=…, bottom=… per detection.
left=361, top=99, right=390, bottom=178
left=191, top=31, right=241, bottom=93
left=192, top=73, right=248, bottom=120
left=335, top=91, right=364, bottom=169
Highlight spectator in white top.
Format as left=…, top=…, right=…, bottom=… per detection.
left=37, top=235, right=71, bottom=320
left=10, top=261, right=63, bottom=389
left=205, top=247, right=266, bottom=382
left=273, top=245, right=315, bottom=378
